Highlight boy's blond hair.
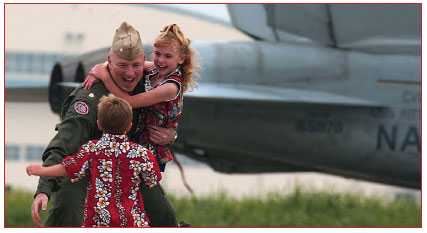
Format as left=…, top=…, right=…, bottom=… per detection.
left=97, top=94, right=132, bottom=134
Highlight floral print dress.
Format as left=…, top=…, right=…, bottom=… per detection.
left=61, top=133, right=162, bottom=227
left=134, top=67, right=183, bottom=169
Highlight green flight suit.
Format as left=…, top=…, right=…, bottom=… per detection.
left=35, top=82, right=177, bottom=227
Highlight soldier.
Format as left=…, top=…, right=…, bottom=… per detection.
left=31, top=22, right=178, bottom=227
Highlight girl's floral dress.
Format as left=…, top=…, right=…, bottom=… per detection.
left=131, top=67, right=183, bottom=171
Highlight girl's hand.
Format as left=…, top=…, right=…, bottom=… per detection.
left=144, top=61, right=155, bottom=71
left=83, top=75, right=99, bottom=89
left=83, top=62, right=108, bottom=89
left=26, top=164, right=43, bottom=176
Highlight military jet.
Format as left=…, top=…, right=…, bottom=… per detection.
left=47, top=4, right=421, bottom=189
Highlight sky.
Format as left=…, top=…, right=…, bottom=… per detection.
left=144, top=4, right=231, bottom=25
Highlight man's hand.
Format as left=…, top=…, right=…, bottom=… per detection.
left=31, top=193, right=49, bottom=227
left=26, top=164, right=43, bottom=176
left=147, top=125, right=175, bottom=145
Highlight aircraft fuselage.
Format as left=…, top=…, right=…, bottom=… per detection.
left=172, top=41, right=421, bottom=189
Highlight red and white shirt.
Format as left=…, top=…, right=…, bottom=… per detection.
left=62, top=133, right=162, bottom=227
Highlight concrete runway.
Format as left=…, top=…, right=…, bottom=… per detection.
left=7, top=159, right=419, bottom=200
left=6, top=102, right=419, bottom=201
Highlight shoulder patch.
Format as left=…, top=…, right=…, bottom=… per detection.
left=74, top=101, right=89, bottom=115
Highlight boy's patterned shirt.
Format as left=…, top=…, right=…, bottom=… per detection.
left=62, top=133, right=162, bottom=227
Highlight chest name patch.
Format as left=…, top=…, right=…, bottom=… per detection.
left=74, top=101, right=89, bottom=115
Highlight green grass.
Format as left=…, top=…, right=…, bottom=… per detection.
left=5, top=189, right=52, bottom=227
left=5, top=188, right=420, bottom=227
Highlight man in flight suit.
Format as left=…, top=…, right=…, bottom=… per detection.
left=31, top=22, right=178, bottom=227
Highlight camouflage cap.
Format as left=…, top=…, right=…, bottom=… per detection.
left=111, top=22, right=143, bottom=60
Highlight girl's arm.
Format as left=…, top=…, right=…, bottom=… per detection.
left=83, top=61, right=155, bottom=89
left=105, top=80, right=179, bottom=108
left=83, top=62, right=109, bottom=89
left=84, top=61, right=179, bottom=108
left=26, top=164, right=67, bottom=177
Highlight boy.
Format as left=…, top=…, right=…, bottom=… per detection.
left=26, top=94, right=162, bottom=227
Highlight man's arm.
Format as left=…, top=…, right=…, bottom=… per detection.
left=32, top=91, right=98, bottom=226
left=36, top=89, right=98, bottom=193
left=35, top=99, right=97, bottom=197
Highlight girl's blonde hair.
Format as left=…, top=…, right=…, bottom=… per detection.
left=154, top=24, right=199, bottom=93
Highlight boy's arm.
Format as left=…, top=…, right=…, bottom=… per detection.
left=27, top=164, right=67, bottom=177
left=139, top=148, right=162, bottom=187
